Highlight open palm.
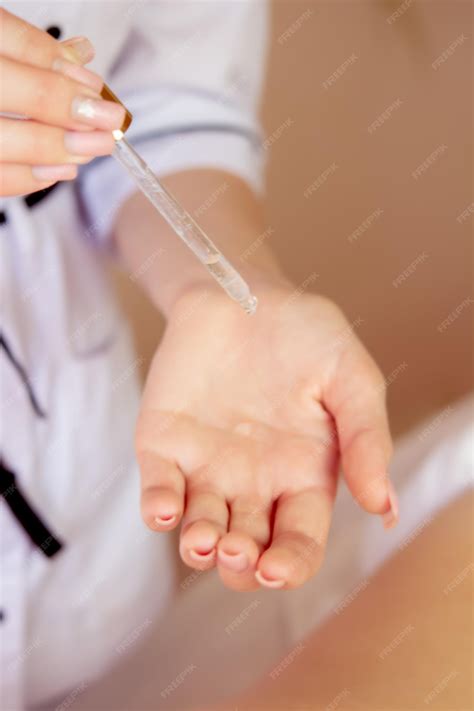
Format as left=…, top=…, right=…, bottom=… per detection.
left=136, top=284, right=396, bottom=591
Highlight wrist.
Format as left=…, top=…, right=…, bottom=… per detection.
left=149, top=241, right=291, bottom=320
left=164, top=261, right=294, bottom=323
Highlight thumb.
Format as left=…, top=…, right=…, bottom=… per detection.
left=322, top=343, right=399, bottom=529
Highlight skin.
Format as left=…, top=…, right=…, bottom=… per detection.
left=0, top=8, right=122, bottom=196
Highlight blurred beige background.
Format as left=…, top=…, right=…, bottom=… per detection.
left=114, top=0, right=472, bottom=438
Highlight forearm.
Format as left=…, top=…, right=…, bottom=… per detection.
left=113, top=169, right=286, bottom=317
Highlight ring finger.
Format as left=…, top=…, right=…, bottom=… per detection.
left=217, top=497, right=272, bottom=591
left=179, top=488, right=229, bottom=570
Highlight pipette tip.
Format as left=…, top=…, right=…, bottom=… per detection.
left=241, top=294, right=258, bottom=315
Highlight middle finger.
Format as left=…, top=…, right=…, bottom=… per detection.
left=0, top=117, right=115, bottom=165
left=217, top=496, right=272, bottom=591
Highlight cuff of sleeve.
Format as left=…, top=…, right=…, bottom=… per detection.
left=78, top=131, right=265, bottom=249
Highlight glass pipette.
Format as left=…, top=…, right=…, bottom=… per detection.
left=111, top=132, right=258, bottom=315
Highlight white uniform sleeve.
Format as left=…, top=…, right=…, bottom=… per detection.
left=77, top=0, right=269, bottom=247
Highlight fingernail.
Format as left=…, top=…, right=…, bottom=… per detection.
left=32, top=164, right=78, bottom=182
left=53, top=58, right=103, bottom=92
left=189, top=548, right=215, bottom=562
left=61, top=37, right=95, bottom=65
left=64, top=130, right=115, bottom=157
left=255, top=570, right=285, bottom=589
left=71, top=96, right=126, bottom=130
left=382, top=479, right=399, bottom=530
left=218, top=549, right=249, bottom=572
left=154, top=514, right=177, bottom=528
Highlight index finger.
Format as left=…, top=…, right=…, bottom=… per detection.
left=0, top=7, right=93, bottom=69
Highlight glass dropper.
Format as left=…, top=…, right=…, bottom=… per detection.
left=111, top=131, right=258, bottom=315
